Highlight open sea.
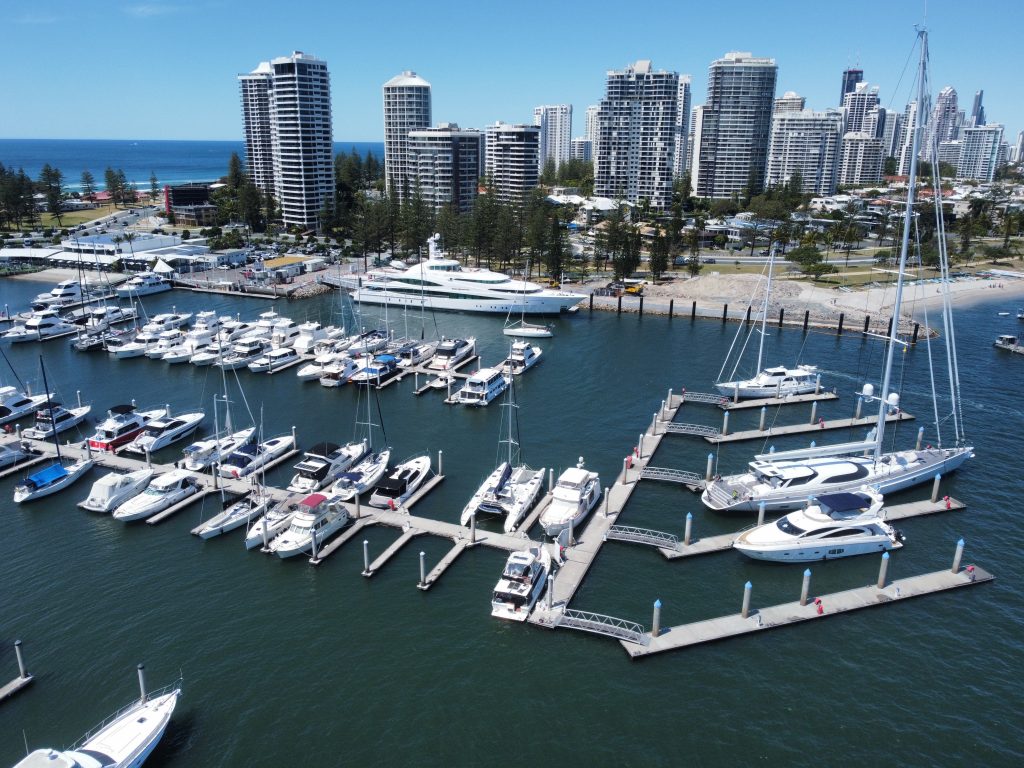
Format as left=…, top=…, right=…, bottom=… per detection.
left=0, top=277, right=1021, bottom=766
left=0, top=139, right=385, bottom=191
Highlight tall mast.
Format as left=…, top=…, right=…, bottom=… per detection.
left=38, top=356, right=61, bottom=463
left=755, top=245, right=774, bottom=374
left=875, top=27, right=928, bottom=462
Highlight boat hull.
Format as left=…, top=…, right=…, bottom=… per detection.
left=13, top=459, right=95, bottom=503
left=734, top=537, right=902, bottom=562
left=352, top=288, right=581, bottom=315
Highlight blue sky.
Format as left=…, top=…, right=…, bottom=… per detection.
left=1, top=0, right=1019, bottom=144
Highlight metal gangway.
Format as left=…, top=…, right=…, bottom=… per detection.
left=662, top=422, right=721, bottom=438
left=554, top=609, right=647, bottom=645
left=677, top=391, right=727, bottom=405
left=605, top=525, right=680, bottom=551
left=639, top=466, right=705, bottom=488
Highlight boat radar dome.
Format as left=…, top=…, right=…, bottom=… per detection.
left=861, top=383, right=874, bottom=398
left=427, top=233, right=443, bottom=260
left=886, top=392, right=900, bottom=408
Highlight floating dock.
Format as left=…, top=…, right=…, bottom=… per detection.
left=707, top=411, right=915, bottom=444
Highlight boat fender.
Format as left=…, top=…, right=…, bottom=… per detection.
left=388, top=499, right=396, bottom=511
left=2, top=424, right=11, bottom=433
left=943, top=495, right=951, bottom=510
left=815, top=598, right=824, bottom=615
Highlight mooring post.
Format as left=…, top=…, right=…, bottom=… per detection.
left=622, top=456, right=630, bottom=483
left=659, top=400, right=666, bottom=422
left=548, top=467, right=554, bottom=492
left=666, top=388, right=673, bottom=411
left=800, top=569, right=812, bottom=606
left=915, top=427, right=925, bottom=450
left=691, top=300, right=697, bottom=320
left=144, top=448, right=151, bottom=468
left=815, top=374, right=821, bottom=395
left=76, top=390, right=82, bottom=408
left=355, top=493, right=360, bottom=519
left=684, top=512, right=692, bottom=546
left=589, top=293, right=594, bottom=311
left=733, top=383, right=739, bottom=404
left=546, top=569, right=555, bottom=610
left=291, top=425, right=297, bottom=446
left=759, top=406, right=767, bottom=432
left=705, top=453, right=714, bottom=482
left=415, top=371, right=419, bottom=389
left=863, top=315, right=871, bottom=334
left=775, top=380, right=782, bottom=400
left=809, top=401, right=817, bottom=425
left=757, top=501, right=766, bottom=527
left=568, top=517, right=575, bottom=547
left=469, top=512, right=476, bottom=542
left=744, top=305, right=751, bottom=325
left=837, top=313, right=844, bottom=335
left=638, top=432, right=644, bottom=458
left=722, top=411, right=730, bottom=436
left=877, top=552, right=890, bottom=589
left=639, top=296, right=644, bottom=316
left=652, top=599, right=662, bottom=638
left=854, top=396, right=863, bottom=420
left=952, top=538, right=965, bottom=574
left=438, top=449, right=443, bottom=477
left=931, top=473, right=942, bottom=503
left=419, top=551, right=426, bottom=587
left=912, top=323, right=920, bottom=344
left=310, top=526, right=319, bottom=561
left=14, top=640, right=27, bottom=679
left=668, top=299, right=674, bottom=317
left=741, top=581, right=753, bottom=618
left=446, top=376, right=452, bottom=402
left=362, top=539, right=370, bottom=575
left=778, top=307, right=784, bottom=327
left=803, top=310, right=809, bottom=331
left=722, top=303, right=728, bottom=323
left=617, top=295, right=622, bottom=314
left=261, top=516, right=269, bottom=550
left=137, top=663, right=147, bottom=703
left=603, top=487, right=610, bottom=518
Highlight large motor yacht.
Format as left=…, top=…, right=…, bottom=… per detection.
left=217, top=434, right=294, bottom=478
left=0, top=386, right=51, bottom=426
left=125, top=410, right=205, bottom=454
left=78, top=468, right=154, bottom=513
left=716, top=365, right=820, bottom=399
left=113, top=469, right=199, bottom=521
left=87, top=404, right=167, bottom=452
left=490, top=546, right=552, bottom=621
left=452, top=367, right=508, bottom=406
left=287, top=440, right=370, bottom=494
left=501, top=341, right=543, bottom=376
left=368, top=455, right=431, bottom=508
left=22, top=402, right=92, bottom=440
left=539, top=458, right=601, bottom=537
left=115, top=271, right=172, bottom=297
left=31, top=279, right=87, bottom=309
left=267, top=493, right=350, bottom=558
left=428, top=337, right=476, bottom=371
left=733, top=489, right=904, bottom=562
left=3, top=309, right=79, bottom=342
left=346, top=234, right=583, bottom=315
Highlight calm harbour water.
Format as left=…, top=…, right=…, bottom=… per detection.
left=0, top=277, right=1021, bottom=766
left=0, top=139, right=384, bottom=191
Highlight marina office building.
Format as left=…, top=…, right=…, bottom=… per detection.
left=239, top=51, right=335, bottom=231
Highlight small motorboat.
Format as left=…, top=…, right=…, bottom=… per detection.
left=539, top=457, right=601, bottom=537
left=125, top=410, right=205, bottom=454
left=349, top=354, right=401, bottom=387
left=78, top=468, right=154, bottom=513
left=733, top=489, right=905, bottom=562
left=368, top=455, right=431, bottom=508
left=21, top=402, right=92, bottom=440
left=490, top=546, right=552, bottom=621
left=267, top=493, right=349, bottom=558
left=15, top=670, right=181, bottom=768
left=395, top=341, right=437, bottom=368
left=287, top=440, right=370, bottom=494
left=3, top=309, right=78, bottom=342
left=0, top=386, right=55, bottom=427
left=0, top=442, right=30, bottom=470
left=113, top=469, right=199, bottom=521
left=87, top=404, right=167, bottom=452
left=217, top=434, right=295, bottom=478
left=317, top=357, right=360, bottom=387
left=217, top=338, right=269, bottom=370
left=193, top=488, right=273, bottom=539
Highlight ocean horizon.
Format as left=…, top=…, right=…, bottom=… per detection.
left=0, top=138, right=384, bottom=191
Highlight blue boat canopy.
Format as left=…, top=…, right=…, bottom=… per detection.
left=26, top=462, right=69, bottom=488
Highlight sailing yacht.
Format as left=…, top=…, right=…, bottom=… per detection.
left=327, top=387, right=391, bottom=501
left=13, top=361, right=95, bottom=503
left=460, top=378, right=545, bottom=532
left=702, top=29, right=974, bottom=514
left=715, top=248, right=820, bottom=399
left=194, top=488, right=274, bottom=539
left=504, top=274, right=555, bottom=337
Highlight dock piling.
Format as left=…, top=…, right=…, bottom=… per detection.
left=548, top=468, right=554, bottom=492
left=705, top=453, right=714, bottom=482
left=952, top=538, right=965, bottom=574
left=778, top=307, right=784, bottom=327
left=803, top=310, right=809, bottom=331
left=684, top=513, right=692, bottom=546
left=14, top=641, right=27, bottom=679
left=419, top=551, right=426, bottom=588
left=446, top=377, right=452, bottom=402
left=775, top=381, right=782, bottom=400
left=809, top=401, right=818, bottom=425
left=261, top=517, right=269, bottom=550
left=76, top=390, right=82, bottom=408
left=722, top=411, right=730, bottom=436
left=603, top=488, right=610, bottom=518
left=652, top=410, right=659, bottom=435
left=623, top=456, right=630, bottom=484
left=652, top=599, right=662, bottom=638
left=722, top=303, right=728, bottom=323
left=744, top=306, right=751, bottom=325
left=916, top=427, right=924, bottom=450
left=438, top=450, right=443, bottom=477
left=310, top=528, right=319, bottom=561
left=691, top=300, right=697, bottom=320
left=469, top=512, right=476, bottom=543
left=757, top=501, right=766, bottom=527
left=144, top=448, right=151, bottom=468
left=617, top=295, right=622, bottom=314
left=137, top=664, right=147, bottom=703
left=931, top=473, right=942, bottom=503
left=354, top=493, right=360, bottom=519
left=291, top=425, right=297, bottom=446
left=668, top=299, right=674, bottom=317
left=815, top=374, right=821, bottom=395
left=546, top=570, right=555, bottom=610
left=877, top=552, right=890, bottom=588
left=863, top=315, right=871, bottom=335
left=733, top=383, right=739, bottom=404
left=639, top=296, right=644, bottom=316
left=638, top=432, right=644, bottom=459
left=568, top=518, right=575, bottom=547
left=855, top=396, right=863, bottom=420
left=800, top=569, right=811, bottom=606
left=912, top=323, right=920, bottom=344
left=741, top=582, right=753, bottom=619
left=759, top=406, right=767, bottom=432
left=837, top=313, right=844, bottom=335
left=362, top=540, right=370, bottom=576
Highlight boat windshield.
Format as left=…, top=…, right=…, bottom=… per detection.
left=503, top=562, right=529, bottom=580
left=776, top=518, right=806, bottom=536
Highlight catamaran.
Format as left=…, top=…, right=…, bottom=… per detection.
left=702, top=29, right=974, bottom=513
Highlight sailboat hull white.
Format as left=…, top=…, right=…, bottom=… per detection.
left=13, top=459, right=95, bottom=503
